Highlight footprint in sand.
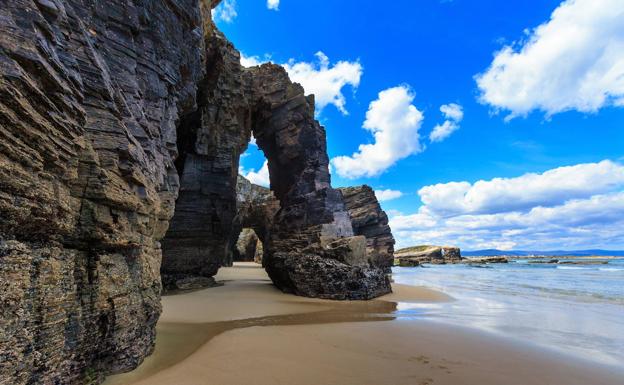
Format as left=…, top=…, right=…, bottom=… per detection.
left=409, top=355, right=431, bottom=364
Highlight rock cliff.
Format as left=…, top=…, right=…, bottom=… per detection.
left=1, top=0, right=210, bottom=383
left=339, top=186, right=395, bottom=272
left=0, top=0, right=395, bottom=383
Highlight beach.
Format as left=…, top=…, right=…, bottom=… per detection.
left=104, top=263, right=623, bottom=385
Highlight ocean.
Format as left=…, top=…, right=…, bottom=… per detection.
left=392, top=257, right=624, bottom=367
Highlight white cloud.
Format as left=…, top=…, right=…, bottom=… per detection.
left=242, top=160, right=270, bottom=187
left=419, top=160, right=624, bottom=216
left=267, top=0, right=280, bottom=10
left=212, top=0, right=237, bottom=23
left=282, top=52, right=362, bottom=114
left=440, top=103, right=464, bottom=121
left=386, top=209, right=403, bottom=218
left=476, top=0, right=624, bottom=118
left=331, top=85, right=424, bottom=179
left=429, top=103, right=463, bottom=143
left=375, top=189, right=404, bottom=202
left=239, top=51, right=361, bottom=115
left=390, top=160, right=624, bottom=250
left=240, top=53, right=265, bottom=68
left=429, top=121, right=458, bottom=143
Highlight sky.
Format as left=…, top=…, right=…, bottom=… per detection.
left=214, top=0, right=624, bottom=251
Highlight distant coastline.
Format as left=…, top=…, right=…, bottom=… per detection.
left=462, top=249, right=624, bottom=257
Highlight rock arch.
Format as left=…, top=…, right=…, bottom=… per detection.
left=0, top=0, right=395, bottom=382
left=161, top=33, right=393, bottom=299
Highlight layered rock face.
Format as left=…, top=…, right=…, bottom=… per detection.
left=0, top=0, right=395, bottom=382
left=229, top=175, right=279, bottom=265
left=0, top=0, right=210, bottom=383
left=160, top=30, right=252, bottom=283
left=339, top=186, right=395, bottom=272
left=159, top=31, right=391, bottom=299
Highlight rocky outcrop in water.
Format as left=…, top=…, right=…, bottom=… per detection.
left=396, top=246, right=463, bottom=266
left=463, top=256, right=509, bottom=264
left=0, top=0, right=394, bottom=382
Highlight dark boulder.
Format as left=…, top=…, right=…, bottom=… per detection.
left=267, top=252, right=392, bottom=300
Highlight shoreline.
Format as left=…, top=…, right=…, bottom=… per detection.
left=104, top=263, right=624, bottom=385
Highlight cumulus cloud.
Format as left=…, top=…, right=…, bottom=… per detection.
left=212, top=0, right=237, bottom=23
left=390, top=160, right=624, bottom=250
left=419, top=160, right=624, bottom=216
left=240, top=51, right=361, bottom=115
left=476, top=0, right=624, bottom=118
left=282, top=52, right=362, bottom=114
left=430, top=103, right=463, bottom=142
left=242, top=160, right=270, bottom=187
left=267, top=0, right=280, bottom=10
left=375, top=189, right=404, bottom=202
left=331, top=86, right=424, bottom=179
left=240, top=53, right=266, bottom=68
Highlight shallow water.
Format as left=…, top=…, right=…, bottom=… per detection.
left=392, top=257, right=624, bottom=367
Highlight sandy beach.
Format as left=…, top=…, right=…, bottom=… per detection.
left=104, top=263, right=623, bottom=385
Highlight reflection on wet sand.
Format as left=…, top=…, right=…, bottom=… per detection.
left=105, top=263, right=624, bottom=385
left=105, top=269, right=399, bottom=385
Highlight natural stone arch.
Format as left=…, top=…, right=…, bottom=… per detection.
left=0, top=0, right=396, bottom=381
left=225, top=175, right=279, bottom=267
left=160, top=28, right=393, bottom=299
left=232, top=228, right=264, bottom=263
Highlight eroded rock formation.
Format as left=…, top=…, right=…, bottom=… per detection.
left=0, top=0, right=395, bottom=382
left=158, top=29, right=391, bottom=299
left=0, top=0, right=212, bottom=383
left=229, top=176, right=278, bottom=266
left=395, top=246, right=463, bottom=266
left=339, top=186, right=395, bottom=272
left=234, top=228, right=262, bottom=262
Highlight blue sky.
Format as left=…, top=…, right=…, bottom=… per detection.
left=215, top=0, right=624, bottom=250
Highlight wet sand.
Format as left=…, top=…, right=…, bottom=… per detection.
left=105, top=263, right=624, bottom=385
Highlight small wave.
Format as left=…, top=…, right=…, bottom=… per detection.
left=556, top=266, right=585, bottom=270
left=599, top=267, right=624, bottom=272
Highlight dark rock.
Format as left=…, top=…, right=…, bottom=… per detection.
left=339, top=186, right=396, bottom=272
left=464, top=256, right=509, bottom=264
left=0, top=0, right=210, bottom=383
left=267, top=252, right=392, bottom=300
left=228, top=175, right=280, bottom=266
left=558, top=260, right=608, bottom=265
left=161, top=30, right=252, bottom=282
left=397, top=258, right=421, bottom=267
left=163, top=276, right=221, bottom=291
left=159, top=35, right=392, bottom=300
left=528, top=259, right=559, bottom=264
left=0, top=0, right=397, bottom=382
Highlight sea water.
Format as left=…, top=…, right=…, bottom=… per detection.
left=392, top=258, right=624, bottom=367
